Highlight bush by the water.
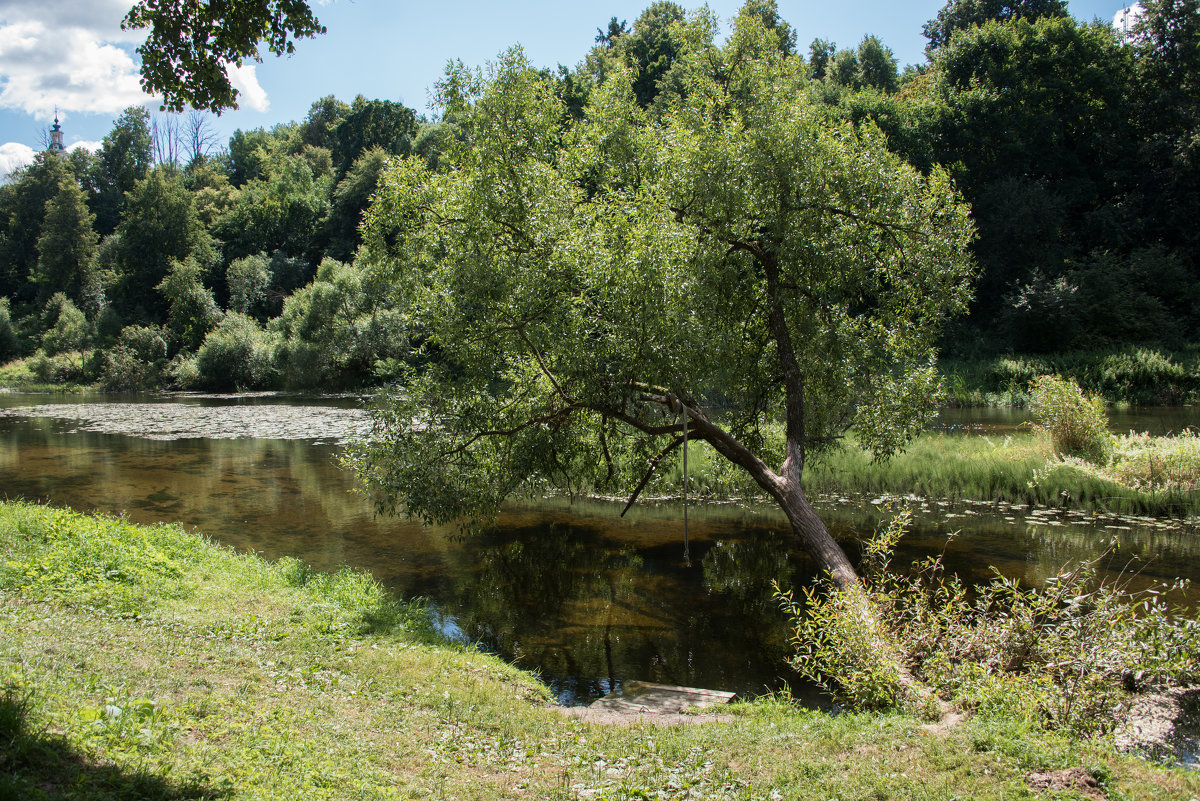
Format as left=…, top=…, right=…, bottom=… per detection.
left=193, top=312, right=276, bottom=390
left=780, top=511, right=1200, bottom=736
left=97, top=324, right=170, bottom=390
left=1029, top=374, right=1111, bottom=463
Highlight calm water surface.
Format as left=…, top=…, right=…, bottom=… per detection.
left=3, top=393, right=1199, bottom=704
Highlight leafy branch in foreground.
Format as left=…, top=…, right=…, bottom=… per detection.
left=123, top=0, right=326, bottom=112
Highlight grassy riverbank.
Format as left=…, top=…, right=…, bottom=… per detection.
left=658, top=429, right=1200, bottom=518
left=2, top=501, right=1197, bottom=800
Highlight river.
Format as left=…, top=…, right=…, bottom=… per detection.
left=2, top=392, right=1198, bottom=704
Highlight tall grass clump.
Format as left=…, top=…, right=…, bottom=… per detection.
left=779, top=511, right=1200, bottom=736
left=1029, top=374, right=1111, bottom=464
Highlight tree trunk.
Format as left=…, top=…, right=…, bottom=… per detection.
left=777, top=479, right=859, bottom=589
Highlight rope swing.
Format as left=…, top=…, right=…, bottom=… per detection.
left=681, top=403, right=690, bottom=567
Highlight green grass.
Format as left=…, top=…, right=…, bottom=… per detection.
left=0, top=353, right=90, bottom=392
left=650, top=429, right=1200, bottom=517
left=2, top=500, right=1198, bottom=800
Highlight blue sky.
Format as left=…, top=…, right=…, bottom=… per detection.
left=0, top=0, right=1137, bottom=181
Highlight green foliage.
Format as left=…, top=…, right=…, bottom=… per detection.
left=111, top=168, right=213, bottom=323
left=27, top=351, right=84, bottom=385
left=216, top=152, right=331, bottom=264
left=96, top=325, right=170, bottom=391
left=124, top=0, right=325, bottom=112
left=1029, top=374, right=1111, bottom=463
left=271, top=258, right=407, bottom=389
left=777, top=569, right=913, bottom=710
left=354, top=16, right=974, bottom=547
left=942, top=347, right=1200, bottom=406
left=1102, top=431, right=1200, bottom=494
left=194, top=312, right=276, bottom=390
left=781, top=511, right=1200, bottom=735
left=326, top=146, right=391, bottom=261
left=0, top=151, right=75, bottom=301
left=0, top=298, right=18, bottom=362
left=156, top=257, right=223, bottom=352
left=34, top=177, right=98, bottom=306
left=38, top=293, right=89, bottom=356
left=226, top=253, right=272, bottom=317
left=92, top=107, right=153, bottom=236
left=922, top=0, right=1069, bottom=53
left=329, top=97, right=417, bottom=176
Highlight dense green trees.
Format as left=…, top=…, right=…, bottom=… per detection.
left=111, top=169, right=213, bottom=322
left=351, top=14, right=975, bottom=585
left=4, top=0, right=1200, bottom=394
left=93, top=108, right=153, bottom=236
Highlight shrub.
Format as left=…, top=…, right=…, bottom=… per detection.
left=776, top=511, right=917, bottom=712
left=194, top=312, right=276, bottom=390
left=779, top=511, right=1200, bottom=736
left=38, top=293, right=89, bottom=356
left=98, top=325, right=170, bottom=391
left=1029, top=374, right=1110, bottom=463
left=28, top=351, right=83, bottom=384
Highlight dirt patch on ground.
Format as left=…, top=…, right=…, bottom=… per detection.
left=1027, top=767, right=1105, bottom=799
left=0, top=402, right=370, bottom=443
left=1113, top=687, right=1200, bottom=765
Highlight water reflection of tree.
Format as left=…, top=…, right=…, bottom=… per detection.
left=445, top=522, right=804, bottom=702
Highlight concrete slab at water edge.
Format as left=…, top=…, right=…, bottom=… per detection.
left=559, top=682, right=737, bottom=726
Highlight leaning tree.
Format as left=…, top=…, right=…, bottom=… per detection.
left=350, top=9, right=976, bottom=589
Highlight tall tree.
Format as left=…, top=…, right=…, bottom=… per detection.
left=111, top=169, right=213, bottom=322
left=1130, top=0, right=1200, bottom=260
left=922, top=0, right=1068, bottom=53
left=352, top=13, right=975, bottom=588
left=914, top=15, right=1133, bottom=347
left=35, top=178, right=99, bottom=307
left=326, top=146, right=391, bottom=262
left=0, top=152, right=74, bottom=300
left=329, top=98, right=419, bottom=177
left=93, top=107, right=153, bottom=236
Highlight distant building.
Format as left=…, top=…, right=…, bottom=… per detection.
left=48, top=111, right=65, bottom=153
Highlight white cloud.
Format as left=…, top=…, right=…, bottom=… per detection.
left=226, top=63, right=270, bottom=112
left=0, top=13, right=149, bottom=118
left=0, top=1, right=275, bottom=117
left=0, top=141, right=35, bottom=183
left=0, top=1, right=138, bottom=42
left=68, top=140, right=102, bottom=154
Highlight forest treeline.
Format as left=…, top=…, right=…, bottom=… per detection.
left=1, top=0, right=1198, bottom=393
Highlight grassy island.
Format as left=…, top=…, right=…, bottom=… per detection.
left=2, top=501, right=1197, bottom=800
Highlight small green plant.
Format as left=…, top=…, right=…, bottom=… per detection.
left=1029, top=374, right=1111, bottom=463
left=779, top=511, right=1200, bottom=736
left=775, top=511, right=917, bottom=712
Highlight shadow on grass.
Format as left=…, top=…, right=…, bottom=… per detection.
left=0, top=691, right=228, bottom=801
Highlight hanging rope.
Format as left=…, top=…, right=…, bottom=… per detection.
left=681, top=403, right=690, bottom=566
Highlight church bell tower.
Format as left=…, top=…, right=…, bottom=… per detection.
left=49, top=110, right=65, bottom=153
